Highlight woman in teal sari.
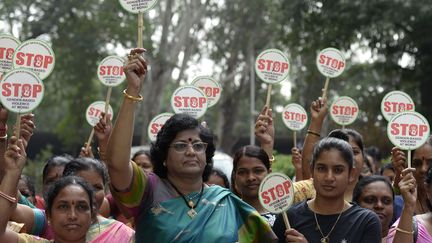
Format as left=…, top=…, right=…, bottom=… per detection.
left=105, top=48, right=277, bottom=243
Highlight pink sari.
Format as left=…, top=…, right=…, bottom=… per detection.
left=88, top=218, right=134, bottom=243
left=386, top=216, right=432, bottom=243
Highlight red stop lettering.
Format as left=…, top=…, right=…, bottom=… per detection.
left=332, top=106, right=358, bottom=116
left=150, top=123, right=164, bottom=134
left=284, top=111, right=306, bottom=122
left=390, top=123, right=428, bottom=137
left=15, top=52, right=53, bottom=69
left=261, top=180, right=292, bottom=204
left=257, top=59, right=289, bottom=73
left=2, top=83, right=42, bottom=98
left=0, top=47, right=14, bottom=60
left=88, top=107, right=103, bottom=117
left=99, top=66, right=124, bottom=76
left=319, top=54, right=344, bottom=70
left=383, top=102, right=414, bottom=113
left=199, top=87, right=220, bottom=98
left=173, top=96, right=206, bottom=108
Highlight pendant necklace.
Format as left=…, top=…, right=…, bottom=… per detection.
left=313, top=204, right=344, bottom=243
left=168, top=180, right=204, bottom=218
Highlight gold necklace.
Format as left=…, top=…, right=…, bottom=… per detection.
left=313, top=205, right=344, bottom=243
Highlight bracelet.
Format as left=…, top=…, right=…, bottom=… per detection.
left=307, top=130, right=321, bottom=137
left=123, top=89, right=143, bottom=102
left=0, top=190, right=17, bottom=204
left=395, top=227, right=414, bottom=235
left=269, top=155, right=275, bottom=163
left=0, top=134, right=7, bottom=140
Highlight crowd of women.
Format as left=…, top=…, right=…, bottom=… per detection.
left=0, top=48, right=431, bottom=242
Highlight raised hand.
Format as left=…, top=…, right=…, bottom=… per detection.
left=310, top=97, right=328, bottom=123
left=399, top=167, right=417, bottom=209
left=124, top=48, right=147, bottom=95
left=4, top=137, right=26, bottom=172
left=255, top=106, right=274, bottom=146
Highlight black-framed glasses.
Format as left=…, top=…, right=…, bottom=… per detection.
left=169, top=142, right=208, bottom=153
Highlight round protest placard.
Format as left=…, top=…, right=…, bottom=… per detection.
left=281, top=103, right=308, bottom=131
left=381, top=91, right=415, bottom=122
left=191, top=76, right=222, bottom=108
left=85, top=101, right=114, bottom=127
left=0, top=34, right=20, bottom=73
left=97, top=56, right=126, bottom=86
left=330, top=96, right=359, bottom=126
left=147, top=112, right=173, bottom=142
left=387, top=111, right=430, bottom=151
left=119, top=0, right=158, bottom=14
left=0, top=68, right=44, bottom=113
left=259, top=172, right=294, bottom=214
left=13, top=39, right=55, bottom=80
left=255, top=49, right=290, bottom=84
left=316, top=47, right=346, bottom=78
left=171, top=86, right=208, bottom=119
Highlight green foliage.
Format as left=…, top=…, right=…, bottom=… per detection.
left=271, top=153, right=295, bottom=178
left=22, top=145, right=54, bottom=194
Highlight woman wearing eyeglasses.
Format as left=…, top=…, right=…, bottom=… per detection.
left=105, top=48, right=277, bottom=243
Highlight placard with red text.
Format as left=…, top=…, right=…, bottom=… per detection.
left=147, top=112, right=173, bottom=142
left=85, top=101, right=114, bottom=127
left=13, top=39, right=55, bottom=80
left=0, top=34, right=20, bottom=73
left=330, top=96, right=359, bottom=126
left=255, top=49, right=290, bottom=84
left=0, top=68, right=44, bottom=113
left=170, top=86, right=208, bottom=119
left=119, top=0, right=158, bottom=13
left=387, top=111, right=430, bottom=150
left=191, top=76, right=222, bottom=108
left=259, top=172, right=294, bottom=214
left=316, top=47, right=345, bottom=78
left=282, top=103, right=308, bottom=131
left=381, top=91, right=415, bottom=122
left=97, top=56, right=126, bottom=86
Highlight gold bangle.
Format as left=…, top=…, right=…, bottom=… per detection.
left=395, top=227, right=414, bottom=235
left=307, top=130, right=321, bottom=137
left=0, top=190, right=17, bottom=204
left=0, top=134, right=7, bottom=140
left=123, top=89, right=143, bottom=102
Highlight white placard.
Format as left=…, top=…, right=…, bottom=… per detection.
left=0, top=34, right=20, bottom=73
left=171, top=86, right=208, bottom=119
left=119, top=0, right=158, bottom=13
left=13, top=39, right=55, bottom=80
left=330, top=96, right=359, bottom=126
left=0, top=68, right=44, bottom=113
left=255, top=49, right=290, bottom=84
left=387, top=112, right=430, bottom=151
left=381, top=90, right=415, bottom=122
left=85, top=101, right=114, bottom=127
left=281, top=103, right=308, bottom=131
left=97, top=56, right=126, bottom=86
left=191, top=76, right=222, bottom=108
left=147, top=112, right=173, bottom=142
left=316, top=47, right=345, bottom=78
left=259, top=172, right=294, bottom=214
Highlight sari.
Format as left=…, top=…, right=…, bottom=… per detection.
left=87, top=218, right=135, bottom=243
left=112, top=162, right=277, bottom=243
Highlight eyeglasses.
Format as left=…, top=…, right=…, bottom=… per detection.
left=169, top=142, right=208, bottom=153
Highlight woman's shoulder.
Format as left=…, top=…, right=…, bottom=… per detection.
left=18, top=233, right=51, bottom=243
left=345, top=203, right=380, bottom=222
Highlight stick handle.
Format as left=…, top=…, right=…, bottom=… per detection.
left=15, top=113, right=21, bottom=139
left=293, top=131, right=297, bottom=148
left=137, top=13, right=143, bottom=48
left=86, top=129, right=95, bottom=150
left=104, top=87, right=112, bottom=123
left=321, top=77, right=330, bottom=100
left=265, top=84, right=272, bottom=107
left=407, top=150, right=411, bottom=168
left=282, top=211, right=291, bottom=229
left=342, top=125, right=345, bottom=130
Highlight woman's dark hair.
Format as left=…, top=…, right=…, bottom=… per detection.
left=42, top=154, right=74, bottom=182
left=311, top=137, right=354, bottom=171
left=63, top=157, right=109, bottom=185
left=328, top=129, right=364, bottom=168
left=20, top=174, right=36, bottom=198
left=425, top=167, right=432, bottom=212
left=151, top=114, right=215, bottom=181
left=207, top=168, right=230, bottom=188
left=352, top=175, right=395, bottom=204
left=44, top=176, right=96, bottom=219
left=413, top=135, right=432, bottom=157
left=380, top=163, right=395, bottom=175
left=231, top=145, right=270, bottom=194
left=132, top=149, right=151, bottom=162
